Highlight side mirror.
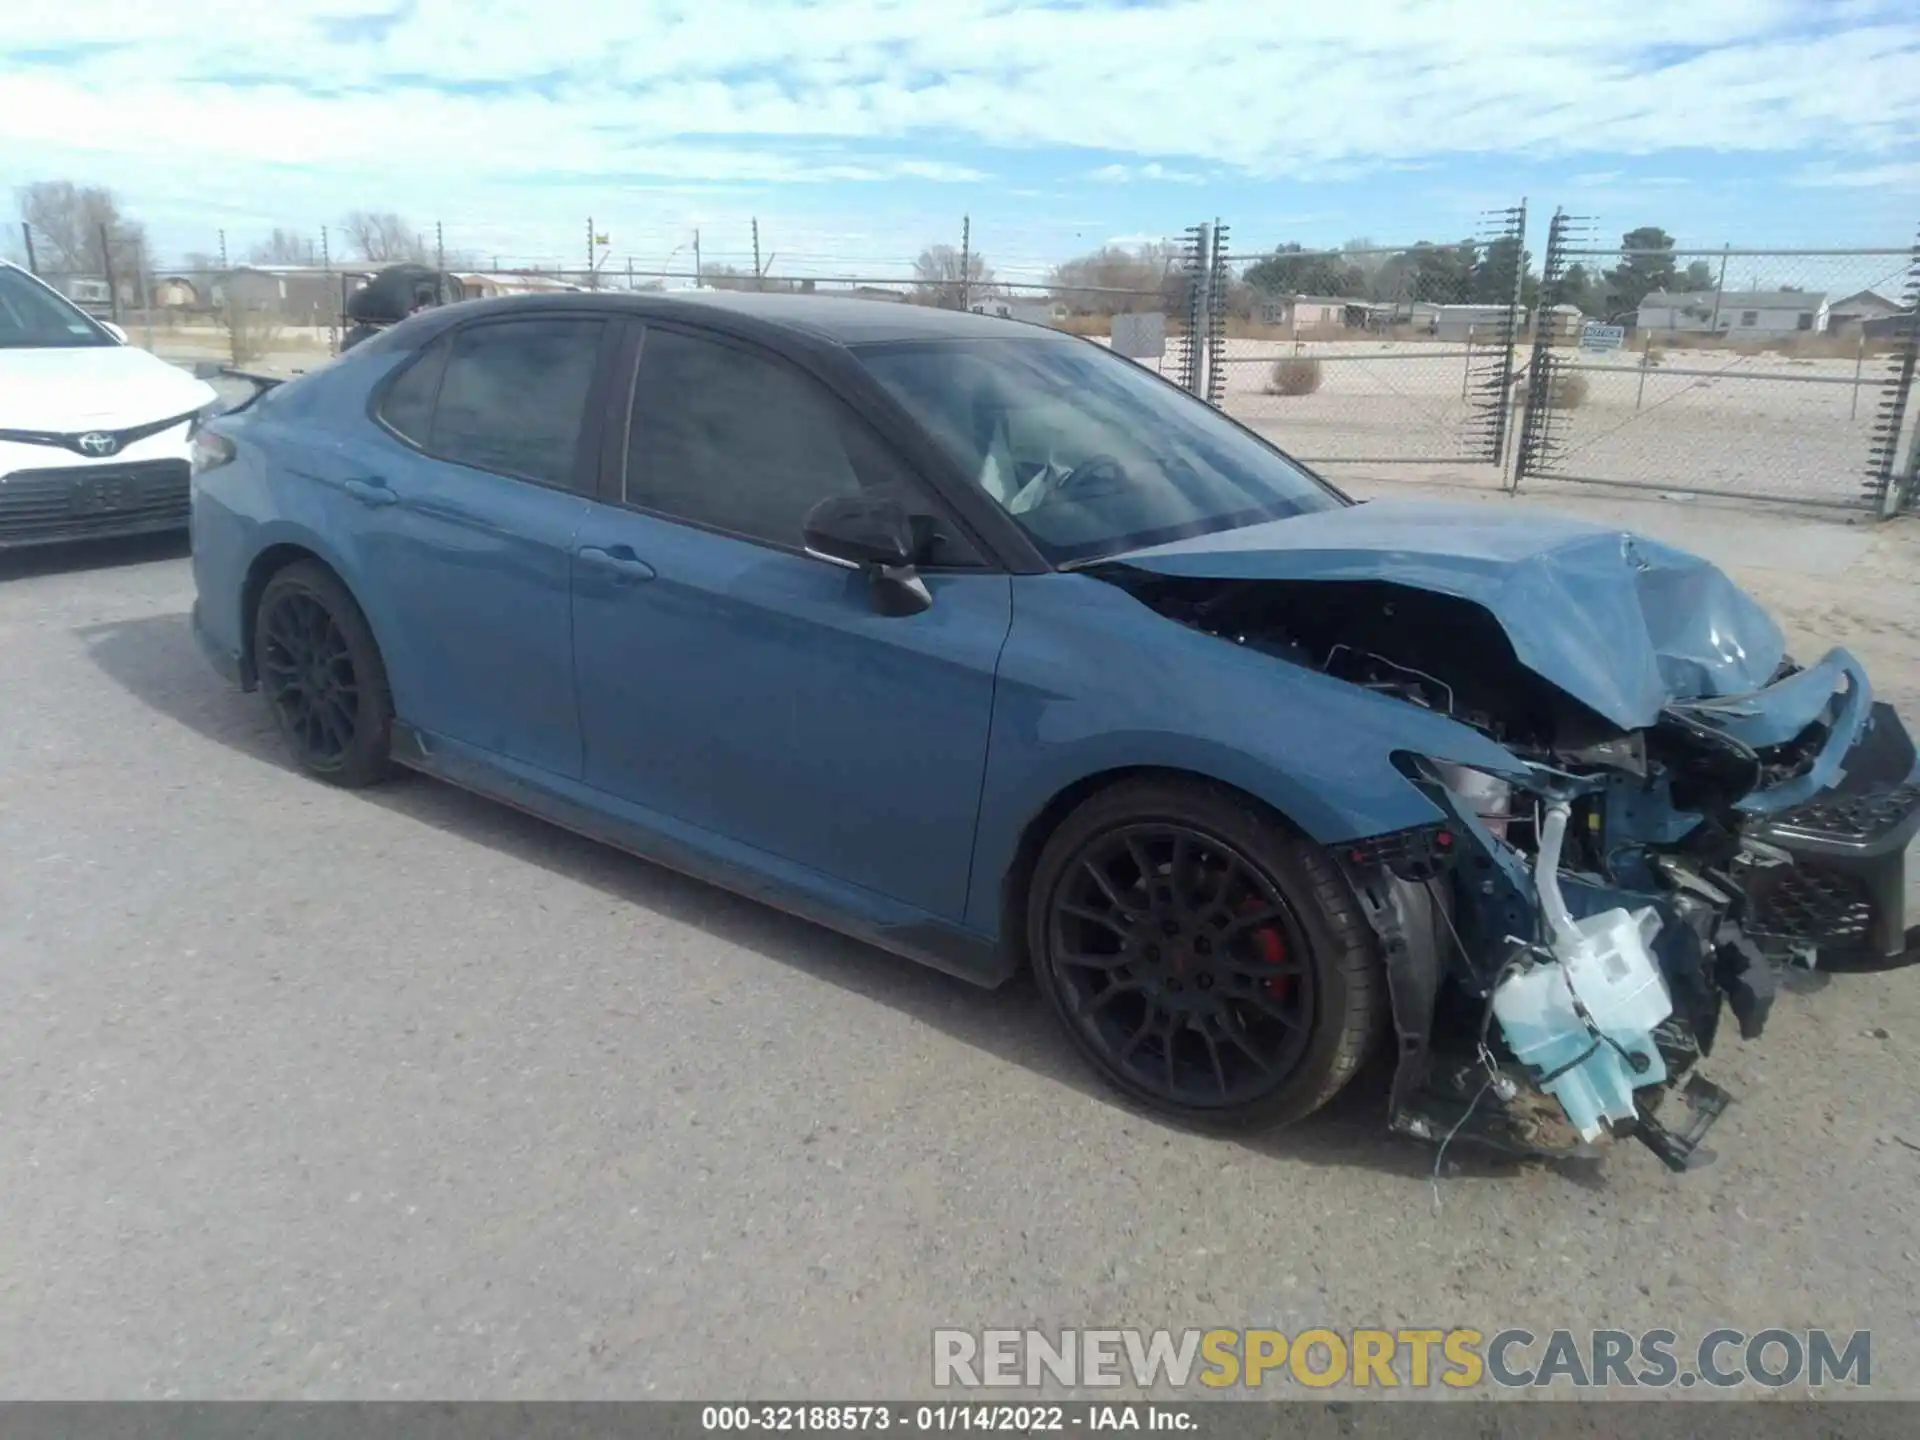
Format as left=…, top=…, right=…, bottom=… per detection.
left=102, top=321, right=128, bottom=344
left=802, top=494, right=932, bottom=617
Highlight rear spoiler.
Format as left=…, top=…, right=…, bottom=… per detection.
left=190, top=362, right=290, bottom=415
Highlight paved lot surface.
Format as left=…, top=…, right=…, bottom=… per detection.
left=2, top=482, right=1918, bottom=1400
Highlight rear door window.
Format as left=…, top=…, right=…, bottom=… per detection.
left=379, top=318, right=605, bottom=491
left=432, top=319, right=605, bottom=489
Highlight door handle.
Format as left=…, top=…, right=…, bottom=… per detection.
left=343, top=478, right=398, bottom=508
left=577, top=545, right=657, bottom=582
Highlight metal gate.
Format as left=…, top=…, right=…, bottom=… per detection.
left=1515, top=213, right=1920, bottom=514
left=1214, top=203, right=1528, bottom=468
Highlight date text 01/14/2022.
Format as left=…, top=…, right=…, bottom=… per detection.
left=699, top=1406, right=1198, bottom=1431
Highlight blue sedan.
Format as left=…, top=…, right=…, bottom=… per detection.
left=191, top=293, right=1917, bottom=1166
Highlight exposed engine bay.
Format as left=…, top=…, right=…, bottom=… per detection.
left=1093, top=560, right=1920, bottom=1170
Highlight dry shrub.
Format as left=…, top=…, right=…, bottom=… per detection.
left=1267, top=356, right=1324, bottom=396
left=1516, top=366, right=1591, bottom=409
left=1548, top=370, right=1590, bottom=408
left=1055, top=314, right=1111, bottom=337
left=226, top=304, right=283, bottom=365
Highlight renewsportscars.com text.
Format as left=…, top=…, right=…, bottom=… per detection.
left=931, top=1328, right=1872, bottom=1391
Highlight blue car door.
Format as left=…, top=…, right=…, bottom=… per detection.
left=568, top=323, right=1011, bottom=921
left=334, top=315, right=619, bottom=778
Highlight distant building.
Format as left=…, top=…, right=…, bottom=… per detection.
left=453, top=272, right=584, bottom=298
left=1637, top=289, right=1829, bottom=339
left=152, top=276, right=202, bottom=309
left=1861, top=308, right=1917, bottom=344
left=1432, top=303, right=1522, bottom=342
left=1541, top=303, right=1586, bottom=343
left=1828, top=289, right=1905, bottom=335
left=1254, top=294, right=1369, bottom=331
left=219, top=265, right=375, bottom=323
left=970, top=298, right=1067, bottom=325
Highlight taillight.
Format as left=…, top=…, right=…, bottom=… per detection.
left=190, top=428, right=235, bottom=474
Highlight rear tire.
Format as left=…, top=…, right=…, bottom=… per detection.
left=1027, top=777, right=1384, bottom=1130
left=253, top=561, right=394, bottom=789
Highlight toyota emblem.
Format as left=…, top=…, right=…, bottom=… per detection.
left=77, top=431, right=119, bottom=457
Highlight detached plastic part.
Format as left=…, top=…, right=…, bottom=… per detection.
left=1634, top=1073, right=1733, bottom=1172
left=1491, top=804, right=1676, bottom=1142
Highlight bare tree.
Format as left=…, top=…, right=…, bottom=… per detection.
left=249, top=227, right=312, bottom=265
left=15, top=180, right=148, bottom=281
left=1047, top=242, right=1178, bottom=316
left=912, top=243, right=993, bottom=309
left=700, top=262, right=755, bottom=291
left=341, top=210, right=426, bottom=264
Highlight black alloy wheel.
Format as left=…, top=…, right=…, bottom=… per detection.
left=1030, top=778, right=1384, bottom=1128
left=253, top=560, right=394, bottom=788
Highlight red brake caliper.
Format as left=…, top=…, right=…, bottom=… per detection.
left=1238, top=897, right=1294, bottom=999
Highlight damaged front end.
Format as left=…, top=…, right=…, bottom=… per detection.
left=1095, top=502, right=1920, bottom=1169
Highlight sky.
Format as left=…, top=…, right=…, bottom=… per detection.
left=3, top=0, right=1919, bottom=284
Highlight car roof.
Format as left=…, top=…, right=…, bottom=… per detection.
left=407, top=289, right=1063, bottom=347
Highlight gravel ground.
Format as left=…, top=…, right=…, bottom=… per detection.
left=1, top=482, right=1917, bottom=1401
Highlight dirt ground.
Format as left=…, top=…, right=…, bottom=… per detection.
left=3, top=399, right=1917, bottom=1398
left=1217, top=339, right=1910, bottom=511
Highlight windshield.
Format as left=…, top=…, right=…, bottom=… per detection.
left=857, top=336, right=1342, bottom=564
left=0, top=266, right=113, bottom=349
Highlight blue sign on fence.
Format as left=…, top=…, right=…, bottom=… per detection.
left=1581, top=323, right=1626, bottom=352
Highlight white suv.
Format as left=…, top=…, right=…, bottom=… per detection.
left=0, top=259, right=218, bottom=551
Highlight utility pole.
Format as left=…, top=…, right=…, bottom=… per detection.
left=99, top=220, right=120, bottom=322
left=586, top=216, right=595, bottom=288
left=218, top=229, right=229, bottom=269
left=135, top=237, right=153, bottom=349
left=1707, top=243, right=1730, bottom=332
left=20, top=221, right=37, bottom=274
left=693, top=228, right=701, bottom=288
left=960, top=214, right=971, bottom=312
left=321, top=225, right=337, bottom=355
left=435, top=220, right=445, bottom=279
left=752, top=218, right=762, bottom=291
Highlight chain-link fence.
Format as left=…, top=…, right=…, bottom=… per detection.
left=19, top=206, right=1915, bottom=512
left=1212, top=205, right=1529, bottom=467
left=1514, top=211, right=1920, bottom=514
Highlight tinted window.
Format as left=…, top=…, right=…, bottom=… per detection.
left=429, top=319, right=604, bottom=487
left=378, top=340, right=448, bottom=444
left=626, top=329, right=876, bottom=547
left=0, top=265, right=112, bottom=349
left=858, top=337, right=1341, bottom=565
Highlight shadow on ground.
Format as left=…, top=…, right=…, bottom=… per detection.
left=0, top=531, right=190, bottom=584
left=78, top=608, right=1582, bottom=1187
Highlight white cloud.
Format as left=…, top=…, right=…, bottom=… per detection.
left=1088, top=163, right=1207, bottom=184
left=5, top=1, right=1918, bottom=261
left=1791, top=159, right=1920, bottom=186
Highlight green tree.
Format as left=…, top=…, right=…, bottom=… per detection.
left=1468, top=236, right=1532, bottom=304
left=1604, top=226, right=1677, bottom=313
left=1405, top=240, right=1477, bottom=302
left=1556, top=262, right=1606, bottom=315
left=1681, top=259, right=1715, bottom=291
left=1243, top=242, right=1366, bottom=299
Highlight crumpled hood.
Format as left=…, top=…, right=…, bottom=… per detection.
left=1114, top=498, right=1787, bottom=730
left=0, top=345, right=216, bottom=432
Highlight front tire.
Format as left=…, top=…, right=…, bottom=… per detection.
left=253, top=560, right=394, bottom=789
left=1028, top=777, right=1384, bottom=1130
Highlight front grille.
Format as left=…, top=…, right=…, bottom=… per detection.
left=1745, top=866, right=1874, bottom=945
left=1768, top=783, right=1920, bottom=846
left=0, top=460, right=191, bottom=544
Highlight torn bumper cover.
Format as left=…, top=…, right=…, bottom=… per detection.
left=1348, top=679, right=1917, bottom=1172
left=1103, top=498, right=1917, bottom=1169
